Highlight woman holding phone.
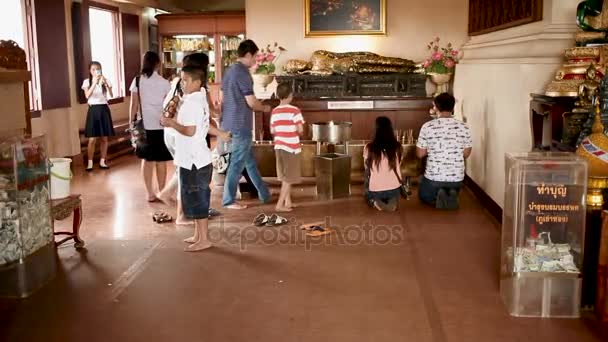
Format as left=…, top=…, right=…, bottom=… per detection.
left=82, top=61, right=115, bottom=171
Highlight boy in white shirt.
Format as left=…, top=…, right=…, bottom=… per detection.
left=160, top=66, right=229, bottom=252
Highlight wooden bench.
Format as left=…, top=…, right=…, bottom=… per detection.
left=78, top=119, right=133, bottom=162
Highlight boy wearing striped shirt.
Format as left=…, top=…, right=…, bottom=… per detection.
left=270, top=83, right=304, bottom=212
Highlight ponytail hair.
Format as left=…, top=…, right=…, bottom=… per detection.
left=141, top=51, right=160, bottom=78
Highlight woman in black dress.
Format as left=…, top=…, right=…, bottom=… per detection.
left=82, top=61, right=115, bottom=170
left=128, top=52, right=172, bottom=202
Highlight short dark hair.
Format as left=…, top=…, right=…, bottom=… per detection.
left=237, top=39, right=259, bottom=58
left=183, top=52, right=209, bottom=88
left=183, top=52, right=209, bottom=69
left=433, top=93, right=455, bottom=112
left=181, top=65, right=205, bottom=82
left=276, top=82, right=292, bottom=100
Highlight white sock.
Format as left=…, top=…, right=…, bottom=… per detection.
left=100, top=158, right=107, bottom=167
left=87, top=160, right=93, bottom=169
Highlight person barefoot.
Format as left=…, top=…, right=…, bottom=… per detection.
left=270, top=83, right=303, bottom=213
left=160, top=66, right=229, bottom=253
left=185, top=240, right=213, bottom=252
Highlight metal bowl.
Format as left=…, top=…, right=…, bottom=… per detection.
left=312, top=121, right=352, bottom=144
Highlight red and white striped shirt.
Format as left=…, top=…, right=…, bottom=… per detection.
left=270, top=104, right=305, bottom=153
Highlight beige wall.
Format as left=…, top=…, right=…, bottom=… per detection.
left=31, top=0, right=151, bottom=157
left=453, top=0, right=579, bottom=208
left=245, top=0, right=469, bottom=69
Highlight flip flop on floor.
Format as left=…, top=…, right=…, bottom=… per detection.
left=300, top=221, right=325, bottom=231
left=306, top=225, right=331, bottom=237
left=153, top=211, right=173, bottom=224
left=266, top=214, right=288, bottom=227
left=253, top=213, right=269, bottom=227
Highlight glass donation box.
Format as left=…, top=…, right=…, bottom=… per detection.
left=501, top=152, right=588, bottom=317
left=0, top=135, right=56, bottom=298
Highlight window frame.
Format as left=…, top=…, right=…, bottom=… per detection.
left=88, top=2, right=125, bottom=101
left=8, top=0, right=42, bottom=113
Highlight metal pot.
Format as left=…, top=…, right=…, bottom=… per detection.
left=311, top=121, right=352, bottom=144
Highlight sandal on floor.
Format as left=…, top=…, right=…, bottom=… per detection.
left=300, top=221, right=325, bottom=231
left=153, top=211, right=173, bottom=223
left=253, top=213, right=269, bottom=226
left=265, top=214, right=288, bottom=227
left=208, top=208, right=221, bottom=218
left=306, top=225, right=331, bottom=237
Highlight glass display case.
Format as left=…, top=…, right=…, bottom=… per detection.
left=0, top=135, right=55, bottom=298
left=501, top=152, right=588, bottom=317
left=156, top=12, right=246, bottom=85
left=162, top=35, right=216, bottom=82
left=221, top=34, right=245, bottom=78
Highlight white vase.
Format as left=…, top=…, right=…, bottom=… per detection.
left=428, top=73, right=452, bottom=96
left=252, top=74, right=275, bottom=91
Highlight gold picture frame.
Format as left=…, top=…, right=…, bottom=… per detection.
left=304, top=0, right=387, bottom=37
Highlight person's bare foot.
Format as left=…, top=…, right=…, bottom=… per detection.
left=157, top=191, right=175, bottom=206
left=148, top=195, right=159, bottom=202
left=184, top=240, right=213, bottom=252
left=286, top=203, right=298, bottom=209
left=224, top=202, right=247, bottom=210
left=183, top=235, right=198, bottom=243
left=275, top=206, right=292, bottom=212
left=176, top=218, right=194, bottom=225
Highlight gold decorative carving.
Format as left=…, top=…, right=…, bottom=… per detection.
left=0, top=40, right=27, bottom=70
left=575, top=31, right=607, bottom=44
left=564, top=47, right=601, bottom=60
left=546, top=79, right=584, bottom=97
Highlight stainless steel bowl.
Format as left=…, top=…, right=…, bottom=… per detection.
left=311, top=121, right=352, bottom=144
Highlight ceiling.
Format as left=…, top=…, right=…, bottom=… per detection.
left=123, top=0, right=245, bottom=12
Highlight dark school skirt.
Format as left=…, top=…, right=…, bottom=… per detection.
left=141, top=129, right=173, bottom=162
left=85, top=104, right=115, bottom=138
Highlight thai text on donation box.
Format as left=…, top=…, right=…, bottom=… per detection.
left=501, top=152, right=587, bottom=318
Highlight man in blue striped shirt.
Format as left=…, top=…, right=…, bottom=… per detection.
left=220, top=39, right=272, bottom=209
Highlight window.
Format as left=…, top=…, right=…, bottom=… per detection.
left=0, top=0, right=41, bottom=111
left=0, top=0, right=25, bottom=47
left=89, top=6, right=123, bottom=98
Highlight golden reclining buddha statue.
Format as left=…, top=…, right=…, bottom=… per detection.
left=283, top=50, right=417, bottom=76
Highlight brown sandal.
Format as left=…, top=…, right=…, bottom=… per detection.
left=153, top=211, right=173, bottom=223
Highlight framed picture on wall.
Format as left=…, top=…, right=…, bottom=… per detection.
left=304, top=0, right=387, bottom=37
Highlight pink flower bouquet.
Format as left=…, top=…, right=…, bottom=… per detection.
left=252, top=42, right=286, bottom=75
left=422, top=37, right=460, bottom=74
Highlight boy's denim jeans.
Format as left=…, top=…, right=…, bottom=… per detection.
left=418, top=176, right=462, bottom=205
left=222, top=131, right=270, bottom=206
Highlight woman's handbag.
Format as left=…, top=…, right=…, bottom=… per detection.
left=129, top=76, right=147, bottom=159
left=393, top=167, right=411, bottom=199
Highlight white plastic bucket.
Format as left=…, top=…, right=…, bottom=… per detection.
left=49, top=158, right=72, bottom=200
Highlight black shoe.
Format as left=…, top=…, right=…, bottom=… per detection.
left=436, top=189, right=448, bottom=209
left=446, top=189, right=459, bottom=210
left=100, top=165, right=109, bottom=170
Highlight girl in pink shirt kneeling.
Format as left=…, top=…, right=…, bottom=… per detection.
left=364, top=116, right=402, bottom=211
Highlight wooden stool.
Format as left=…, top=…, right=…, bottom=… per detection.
left=51, top=194, right=84, bottom=249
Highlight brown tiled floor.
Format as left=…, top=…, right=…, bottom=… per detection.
left=1, top=156, right=607, bottom=341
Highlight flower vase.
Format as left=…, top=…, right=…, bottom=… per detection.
left=428, top=73, right=452, bottom=96
left=252, top=74, right=275, bottom=91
